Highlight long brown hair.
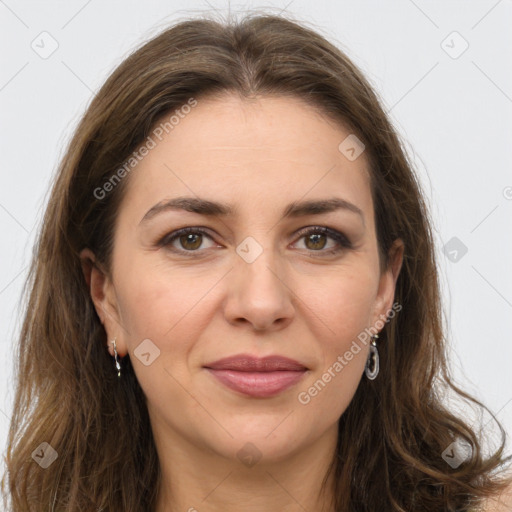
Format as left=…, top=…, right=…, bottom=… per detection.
left=2, top=11, right=511, bottom=512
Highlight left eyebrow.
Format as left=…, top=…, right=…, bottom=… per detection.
left=139, top=196, right=365, bottom=226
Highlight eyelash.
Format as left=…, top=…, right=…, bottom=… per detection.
left=157, top=226, right=353, bottom=258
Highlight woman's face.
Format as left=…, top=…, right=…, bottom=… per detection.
left=84, top=92, right=403, bottom=467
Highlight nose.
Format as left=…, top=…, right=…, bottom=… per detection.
left=223, top=244, right=295, bottom=332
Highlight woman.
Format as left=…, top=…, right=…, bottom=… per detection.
left=2, top=12, right=511, bottom=512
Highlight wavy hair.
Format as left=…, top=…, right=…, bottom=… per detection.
left=2, top=11, right=511, bottom=512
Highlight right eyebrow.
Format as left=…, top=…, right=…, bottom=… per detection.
left=139, top=196, right=365, bottom=227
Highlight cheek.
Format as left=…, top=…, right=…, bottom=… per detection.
left=114, top=270, right=204, bottom=409
left=309, top=268, right=377, bottom=349
left=303, top=351, right=367, bottom=426
left=113, top=260, right=222, bottom=398
left=114, top=254, right=211, bottom=338
left=296, top=272, right=375, bottom=413
left=297, top=290, right=370, bottom=422
left=115, top=278, right=172, bottom=338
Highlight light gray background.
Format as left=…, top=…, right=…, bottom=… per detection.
left=1, top=0, right=511, bottom=474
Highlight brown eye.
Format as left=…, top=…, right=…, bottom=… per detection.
left=178, top=233, right=203, bottom=250
left=160, top=227, right=216, bottom=254
left=304, top=232, right=328, bottom=250
left=159, top=226, right=352, bottom=257
left=294, top=226, right=352, bottom=257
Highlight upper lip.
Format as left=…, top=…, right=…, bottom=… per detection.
left=204, top=354, right=308, bottom=372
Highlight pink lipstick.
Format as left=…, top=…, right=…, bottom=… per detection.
left=204, top=354, right=308, bottom=398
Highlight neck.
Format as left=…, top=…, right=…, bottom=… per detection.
left=152, top=423, right=338, bottom=512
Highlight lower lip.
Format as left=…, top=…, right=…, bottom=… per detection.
left=205, top=369, right=307, bottom=398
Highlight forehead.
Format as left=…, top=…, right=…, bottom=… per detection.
left=120, top=93, right=373, bottom=222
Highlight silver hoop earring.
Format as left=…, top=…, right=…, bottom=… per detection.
left=111, top=338, right=121, bottom=378
left=365, top=334, right=379, bottom=380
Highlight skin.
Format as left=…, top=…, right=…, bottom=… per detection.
left=80, top=92, right=404, bottom=512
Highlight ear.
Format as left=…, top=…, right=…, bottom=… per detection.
left=371, top=238, right=404, bottom=328
left=79, top=248, right=127, bottom=357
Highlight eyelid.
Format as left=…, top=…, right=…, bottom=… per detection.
left=293, top=225, right=352, bottom=248
left=158, top=225, right=352, bottom=256
left=157, top=226, right=219, bottom=251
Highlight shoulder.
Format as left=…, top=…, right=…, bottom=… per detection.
left=479, top=480, right=512, bottom=512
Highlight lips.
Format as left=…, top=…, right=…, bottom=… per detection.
left=204, top=354, right=307, bottom=372
left=204, top=354, right=308, bottom=398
